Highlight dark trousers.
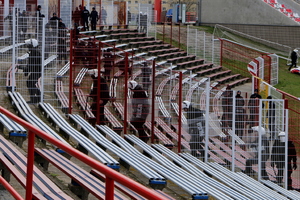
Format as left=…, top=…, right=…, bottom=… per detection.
left=130, top=120, right=148, bottom=142
left=245, top=154, right=268, bottom=178
left=26, top=75, right=41, bottom=103
left=189, top=133, right=205, bottom=161
left=275, top=162, right=293, bottom=189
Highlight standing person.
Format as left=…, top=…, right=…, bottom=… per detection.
left=49, top=12, right=59, bottom=29
left=73, top=7, right=81, bottom=26
left=266, top=96, right=276, bottom=139
left=245, top=126, right=270, bottom=180
left=101, top=7, right=107, bottom=25
left=141, top=12, right=148, bottom=33
left=58, top=18, right=67, bottom=64
left=289, top=49, right=298, bottom=71
left=271, top=132, right=297, bottom=189
left=21, top=39, right=42, bottom=104
left=36, top=5, right=45, bottom=40
left=141, top=62, right=151, bottom=91
left=88, top=69, right=110, bottom=126
left=20, top=10, right=28, bottom=41
left=221, top=85, right=233, bottom=130
left=81, top=6, right=90, bottom=31
left=248, top=89, right=262, bottom=131
left=90, top=7, right=98, bottom=31
left=235, top=91, right=247, bottom=137
left=128, top=80, right=150, bottom=143
left=103, top=49, right=114, bottom=82
left=182, top=100, right=206, bottom=160
left=127, top=9, right=131, bottom=24
left=136, top=12, right=143, bottom=31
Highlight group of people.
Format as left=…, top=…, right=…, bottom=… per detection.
left=72, top=6, right=107, bottom=31
left=221, top=87, right=272, bottom=137
left=86, top=71, right=150, bottom=143
left=182, top=98, right=297, bottom=189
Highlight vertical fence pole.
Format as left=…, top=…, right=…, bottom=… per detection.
left=204, top=80, right=210, bottom=162
left=124, top=53, right=129, bottom=135
left=151, top=60, right=156, bottom=143
left=105, top=176, right=115, bottom=200
left=178, top=72, right=183, bottom=153
left=68, top=30, right=74, bottom=114
left=25, top=130, right=35, bottom=200
left=231, top=91, right=236, bottom=172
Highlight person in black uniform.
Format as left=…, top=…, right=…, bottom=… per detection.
left=90, top=7, right=98, bottom=31
left=22, top=39, right=42, bottom=104
left=248, top=89, right=262, bottom=130
left=289, top=49, right=298, bottom=71
left=182, top=100, right=206, bottom=161
left=81, top=6, right=90, bottom=31
left=88, top=69, right=110, bottom=126
left=271, top=132, right=297, bottom=189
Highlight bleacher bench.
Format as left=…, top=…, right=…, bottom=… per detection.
left=167, top=55, right=196, bottom=65
left=228, top=77, right=250, bottom=88
left=197, top=66, right=223, bottom=76
left=206, top=70, right=232, bottom=80
left=74, top=67, right=88, bottom=86
left=144, top=121, right=174, bottom=147
left=6, top=64, right=17, bottom=92
left=186, top=63, right=213, bottom=73
left=129, top=40, right=163, bottom=48
left=176, top=59, right=205, bottom=69
left=35, top=148, right=127, bottom=200
left=0, top=134, right=73, bottom=200
left=38, top=103, right=120, bottom=169
left=55, top=79, right=69, bottom=113
left=0, top=113, right=26, bottom=148
left=73, top=88, right=95, bottom=119
left=148, top=48, right=180, bottom=56
left=104, top=106, right=123, bottom=133
left=69, top=117, right=166, bottom=189
left=138, top=44, right=172, bottom=53
left=217, top=74, right=241, bottom=85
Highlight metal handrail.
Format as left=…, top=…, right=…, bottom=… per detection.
left=0, top=106, right=168, bottom=200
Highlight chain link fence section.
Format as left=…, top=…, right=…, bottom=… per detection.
left=187, top=26, right=219, bottom=64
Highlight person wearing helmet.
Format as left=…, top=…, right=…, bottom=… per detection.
left=88, top=69, right=110, bottom=126
left=22, top=39, right=42, bottom=104
left=182, top=100, right=206, bottom=160
left=271, top=132, right=297, bottom=189
left=245, top=126, right=270, bottom=179
left=128, top=81, right=150, bottom=143
left=289, top=48, right=298, bottom=71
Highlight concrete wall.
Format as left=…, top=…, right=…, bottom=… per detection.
left=200, top=0, right=299, bottom=26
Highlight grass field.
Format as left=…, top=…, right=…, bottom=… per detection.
left=277, top=57, right=300, bottom=98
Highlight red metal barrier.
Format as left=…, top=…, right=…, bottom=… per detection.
left=0, top=106, right=169, bottom=200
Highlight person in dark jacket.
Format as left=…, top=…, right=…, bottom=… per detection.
left=88, top=69, right=110, bottom=126
left=289, top=49, right=298, bottom=71
left=248, top=89, right=262, bottom=130
left=221, top=85, right=233, bottom=129
left=271, top=132, right=297, bottom=189
left=103, top=49, right=114, bottom=81
left=22, top=39, right=42, bottom=104
left=128, top=80, right=150, bottom=143
left=182, top=100, right=206, bottom=160
left=81, top=6, right=90, bottom=31
left=235, top=91, right=247, bottom=137
left=90, top=7, right=98, bottom=31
